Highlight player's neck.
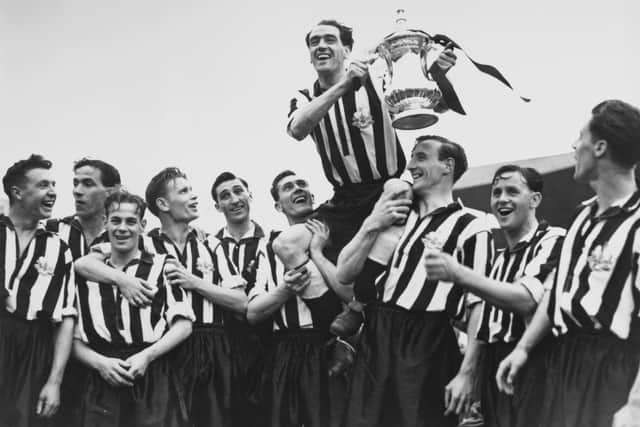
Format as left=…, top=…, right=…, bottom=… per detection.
left=160, top=218, right=191, bottom=249
left=286, top=212, right=311, bottom=226
left=226, top=219, right=252, bottom=242
left=591, top=166, right=637, bottom=215
left=8, top=207, right=39, bottom=232
left=504, top=217, right=538, bottom=250
left=77, top=214, right=105, bottom=243
left=317, top=68, right=345, bottom=89
left=109, top=247, right=140, bottom=269
left=416, top=189, right=454, bottom=217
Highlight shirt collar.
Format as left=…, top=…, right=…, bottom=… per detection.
left=507, top=221, right=548, bottom=254
left=106, top=249, right=154, bottom=269
left=148, top=227, right=198, bottom=242
left=0, top=215, right=48, bottom=235
left=415, top=198, right=464, bottom=218
left=216, top=221, right=265, bottom=242
left=582, top=190, right=640, bottom=219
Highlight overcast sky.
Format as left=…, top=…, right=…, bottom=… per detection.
left=1, top=0, right=638, bottom=231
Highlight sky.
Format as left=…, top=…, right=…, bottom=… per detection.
left=1, top=0, right=639, bottom=231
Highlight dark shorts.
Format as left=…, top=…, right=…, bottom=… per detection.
left=225, top=321, right=266, bottom=427
left=537, top=330, right=639, bottom=427
left=481, top=338, right=552, bottom=427
left=254, top=329, right=349, bottom=427
left=343, top=304, right=461, bottom=427
left=77, top=344, right=177, bottom=427
left=0, top=310, right=54, bottom=427
left=315, top=181, right=385, bottom=264
left=169, top=326, right=233, bottom=427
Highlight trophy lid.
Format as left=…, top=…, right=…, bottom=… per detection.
left=378, top=9, right=431, bottom=60
left=381, top=9, right=430, bottom=43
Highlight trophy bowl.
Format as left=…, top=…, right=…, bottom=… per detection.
left=376, top=12, right=443, bottom=130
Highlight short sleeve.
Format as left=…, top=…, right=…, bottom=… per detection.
left=286, top=89, right=312, bottom=137
left=519, top=232, right=565, bottom=303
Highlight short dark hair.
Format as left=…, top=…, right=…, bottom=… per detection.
left=415, top=135, right=469, bottom=183
left=211, top=172, right=249, bottom=203
left=3, top=154, right=52, bottom=204
left=492, top=165, right=543, bottom=193
left=145, top=167, right=187, bottom=217
left=589, top=100, right=640, bottom=168
left=305, top=19, right=354, bottom=50
left=104, top=189, right=146, bottom=219
left=271, top=170, right=296, bottom=201
left=73, top=158, right=121, bottom=187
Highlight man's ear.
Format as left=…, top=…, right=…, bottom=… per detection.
left=140, top=218, right=147, bottom=231
left=444, top=158, right=454, bottom=177
left=214, top=202, right=221, bottom=212
left=10, top=185, right=22, bottom=202
left=156, top=197, right=170, bottom=213
left=274, top=201, right=283, bottom=213
left=530, top=192, right=542, bottom=209
left=102, top=214, right=107, bottom=227
left=593, top=139, right=608, bottom=159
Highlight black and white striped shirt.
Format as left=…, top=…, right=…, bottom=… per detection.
left=377, top=202, right=493, bottom=317
left=143, top=228, right=243, bottom=327
left=214, top=221, right=267, bottom=295
left=476, top=222, right=565, bottom=343
left=248, top=230, right=343, bottom=333
left=75, top=250, right=194, bottom=346
left=45, top=216, right=108, bottom=260
left=548, top=192, right=640, bottom=340
left=1, top=215, right=76, bottom=322
left=288, top=79, right=406, bottom=188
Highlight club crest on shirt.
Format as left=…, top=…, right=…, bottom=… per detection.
left=587, top=245, right=614, bottom=272
left=35, top=256, right=54, bottom=276
left=352, top=108, right=373, bottom=129
left=196, top=256, right=214, bottom=274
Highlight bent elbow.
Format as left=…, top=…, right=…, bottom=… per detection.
left=336, top=264, right=354, bottom=285
left=519, top=299, right=538, bottom=318
left=287, top=122, right=307, bottom=141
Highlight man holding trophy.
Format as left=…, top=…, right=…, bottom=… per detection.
left=286, top=18, right=457, bottom=334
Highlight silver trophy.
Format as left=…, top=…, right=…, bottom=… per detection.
left=376, top=10, right=445, bottom=130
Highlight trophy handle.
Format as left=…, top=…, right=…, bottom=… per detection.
left=421, top=39, right=435, bottom=81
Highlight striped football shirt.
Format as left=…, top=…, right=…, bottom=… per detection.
left=377, top=202, right=494, bottom=317
left=288, top=78, right=406, bottom=188
left=548, top=192, right=640, bottom=340
left=1, top=215, right=76, bottom=322
left=476, top=222, right=565, bottom=343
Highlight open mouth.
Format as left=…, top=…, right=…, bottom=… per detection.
left=188, top=201, right=198, bottom=210
left=42, top=199, right=55, bottom=209
left=410, top=172, right=423, bottom=181
left=315, top=52, right=332, bottom=60
left=292, top=192, right=308, bottom=205
left=230, top=205, right=245, bottom=214
left=496, top=207, right=514, bottom=218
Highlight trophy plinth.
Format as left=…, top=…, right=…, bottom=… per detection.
left=376, top=10, right=443, bottom=130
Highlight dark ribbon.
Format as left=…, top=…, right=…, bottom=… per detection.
left=429, top=34, right=531, bottom=115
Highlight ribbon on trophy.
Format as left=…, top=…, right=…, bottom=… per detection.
left=429, top=34, right=530, bottom=115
